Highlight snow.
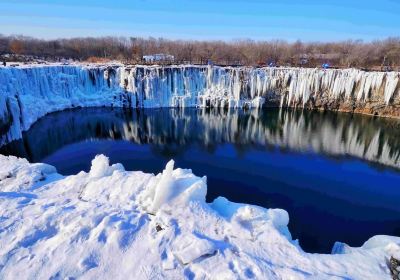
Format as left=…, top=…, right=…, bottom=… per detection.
left=172, top=233, right=216, bottom=265
left=89, top=154, right=125, bottom=178
left=1, top=64, right=399, bottom=146
left=140, top=160, right=207, bottom=214
left=0, top=154, right=398, bottom=279
left=0, top=64, right=399, bottom=278
left=142, top=54, right=174, bottom=63
left=333, top=235, right=400, bottom=259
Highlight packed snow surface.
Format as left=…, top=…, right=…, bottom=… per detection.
left=0, top=155, right=398, bottom=279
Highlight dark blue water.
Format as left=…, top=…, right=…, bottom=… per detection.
left=1, top=107, right=400, bottom=253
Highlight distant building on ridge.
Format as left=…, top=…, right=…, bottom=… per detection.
left=143, top=54, right=175, bottom=63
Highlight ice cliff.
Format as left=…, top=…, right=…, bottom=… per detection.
left=0, top=154, right=399, bottom=279
left=0, top=64, right=399, bottom=145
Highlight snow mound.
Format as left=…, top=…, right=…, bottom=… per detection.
left=210, top=197, right=292, bottom=241
left=333, top=235, right=400, bottom=259
left=0, top=154, right=398, bottom=279
left=89, top=154, right=125, bottom=178
left=0, top=155, right=59, bottom=192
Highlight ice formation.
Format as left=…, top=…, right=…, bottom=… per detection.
left=0, top=64, right=399, bottom=145
left=0, top=154, right=398, bottom=279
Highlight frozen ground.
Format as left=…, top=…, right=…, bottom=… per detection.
left=0, top=155, right=399, bottom=279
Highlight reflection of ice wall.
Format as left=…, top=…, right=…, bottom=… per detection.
left=268, top=110, right=400, bottom=169
left=5, top=108, right=400, bottom=170
left=0, top=64, right=399, bottom=145
left=114, top=108, right=400, bottom=169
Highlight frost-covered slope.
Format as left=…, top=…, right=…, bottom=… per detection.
left=0, top=154, right=399, bottom=279
left=1, top=64, right=399, bottom=145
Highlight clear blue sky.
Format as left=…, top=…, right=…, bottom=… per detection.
left=1, top=0, right=399, bottom=42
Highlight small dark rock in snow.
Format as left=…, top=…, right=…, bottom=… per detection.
left=156, top=224, right=163, bottom=232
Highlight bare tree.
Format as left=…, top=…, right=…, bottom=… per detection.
left=0, top=34, right=399, bottom=69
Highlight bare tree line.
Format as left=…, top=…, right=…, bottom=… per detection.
left=1, top=34, right=400, bottom=69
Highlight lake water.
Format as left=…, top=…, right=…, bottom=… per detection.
left=1, top=107, right=400, bottom=253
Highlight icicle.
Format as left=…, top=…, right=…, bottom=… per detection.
left=384, top=73, right=399, bottom=104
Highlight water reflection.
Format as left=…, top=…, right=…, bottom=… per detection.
left=1, top=107, right=400, bottom=253
left=2, top=107, right=400, bottom=170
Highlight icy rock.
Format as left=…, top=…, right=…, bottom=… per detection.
left=390, top=257, right=400, bottom=280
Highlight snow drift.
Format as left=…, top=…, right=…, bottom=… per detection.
left=0, top=154, right=399, bottom=279
left=1, top=64, right=399, bottom=145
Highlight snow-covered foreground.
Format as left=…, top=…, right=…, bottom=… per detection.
left=0, top=155, right=399, bottom=279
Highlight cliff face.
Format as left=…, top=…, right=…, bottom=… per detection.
left=0, top=64, right=399, bottom=145
left=274, top=68, right=400, bottom=117
left=117, top=65, right=400, bottom=115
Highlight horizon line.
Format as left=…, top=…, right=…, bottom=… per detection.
left=2, top=33, right=400, bottom=44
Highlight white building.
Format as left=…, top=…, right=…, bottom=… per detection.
left=143, top=54, right=174, bottom=63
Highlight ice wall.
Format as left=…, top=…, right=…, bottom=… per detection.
left=117, top=65, right=400, bottom=110
left=0, top=64, right=399, bottom=145
left=0, top=65, right=130, bottom=144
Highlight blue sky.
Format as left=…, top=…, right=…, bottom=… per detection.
left=1, top=0, right=399, bottom=41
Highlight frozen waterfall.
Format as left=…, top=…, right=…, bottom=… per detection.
left=0, top=64, right=399, bottom=145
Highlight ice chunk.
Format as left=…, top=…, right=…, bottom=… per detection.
left=150, top=160, right=176, bottom=212
left=143, top=160, right=207, bottom=214
left=211, top=196, right=290, bottom=241
left=211, top=196, right=288, bottom=229
left=173, top=234, right=216, bottom=264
